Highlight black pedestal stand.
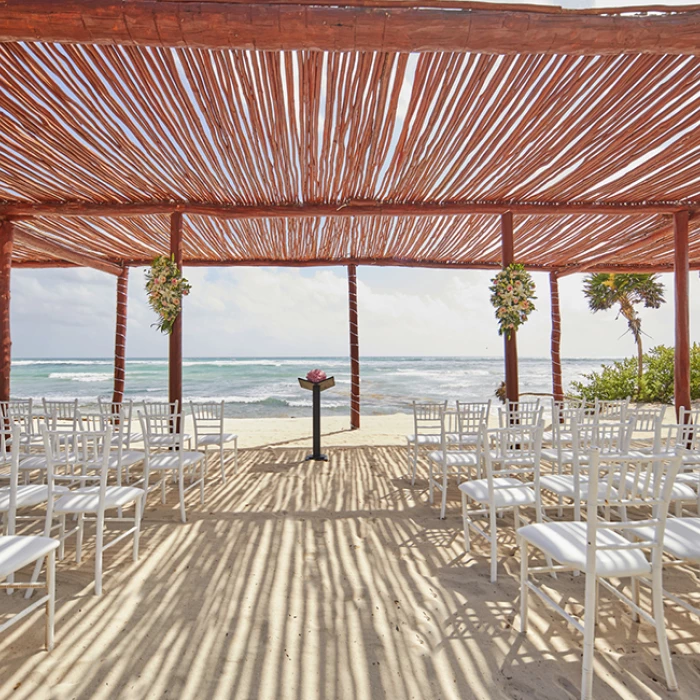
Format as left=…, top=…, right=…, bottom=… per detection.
left=298, top=376, right=335, bottom=461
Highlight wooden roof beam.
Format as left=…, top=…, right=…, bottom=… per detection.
left=0, top=1, right=699, bottom=55
left=559, top=212, right=699, bottom=276
left=1, top=200, right=696, bottom=220
left=13, top=229, right=123, bottom=276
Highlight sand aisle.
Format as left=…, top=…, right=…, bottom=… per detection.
left=1, top=421, right=699, bottom=699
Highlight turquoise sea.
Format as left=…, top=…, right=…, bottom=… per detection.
left=9, top=357, right=615, bottom=418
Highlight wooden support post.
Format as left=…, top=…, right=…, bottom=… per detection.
left=550, top=272, right=564, bottom=403
left=501, top=212, right=519, bottom=404
left=0, top=220, right=12, bottom=403
left=674, top=210, right=691, bottom=421
left=111, top=267, right=129, bottom=406
left=348, top=264, right=360, bottom=430
left=169, top=213, right=183, bottom=428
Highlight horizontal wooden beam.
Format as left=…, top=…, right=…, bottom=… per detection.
left=1, top=199, right=695, bottom=221
left=10, top=257, right=698, bottom=275
left=560, top=212, right=699, bottom=276
left=0, top=2, right=699, bottom=55
left=13, top=229, right=123, bottom=276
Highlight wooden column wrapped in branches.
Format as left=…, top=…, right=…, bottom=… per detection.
left=501, top=212, right=519, bottom=403
left=674, top=210, right=691, bottom=420
left=0, top=219, right=12, bottom=403
left=169, top=213, right=183, bottom=426
left=347, top=264, right=360, bottom=430
left=550, top=272, right=564, bottom=403
left=111, top=267, right=129, bottom=406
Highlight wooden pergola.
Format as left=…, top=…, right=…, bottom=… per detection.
left=0, top=1, right=699, bottom=425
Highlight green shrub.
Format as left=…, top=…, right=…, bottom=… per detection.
left=570, top=344, right=700, bottom=403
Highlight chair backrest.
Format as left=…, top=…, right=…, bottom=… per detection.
left=98, top=399, right=133, bottom=445
left=77, top=411, right=108, bottom=433
left=573, top=417, right=634, bottom=458
left=3, top=423, right=22, bottom=535
left=189, top=400, right=225, bottom=439
left=653, top=422, right=700, bottom=454
left=679, top=406, right=700, bottom=425
left=42, top=425, right=112, bottom=512
left=412, top=401, right=447, bottom=438
left=585, top=449, right=682, bottom=573
left=629, top=405, right=666, bottom=435
left=42, top=398, right=79, bottom=431
left=498, top=400, right=543, bottom=427
left=594, top=397, right=630, bottom=421
left=480, top=421, right=544, bottom=504
left=550, top=406, right=584, bottom=442
left=138, top=410, right=185, bottom=454
left=141, top=400, right=179, bottom=417
left=455, top=401, right=490, bottom=435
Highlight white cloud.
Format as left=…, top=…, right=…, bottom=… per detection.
left=9, top=266, right=700, bottom=362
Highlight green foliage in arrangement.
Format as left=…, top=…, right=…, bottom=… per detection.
left=489, top=263, right=537, bottom=339
left=571, top=344, right=700, bottom=403
left=145, top=255, right=191, bottom=334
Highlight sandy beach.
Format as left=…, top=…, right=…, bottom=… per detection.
left=1, top=416, right=699, bottom=700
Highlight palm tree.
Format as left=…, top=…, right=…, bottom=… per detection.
left=583, top=273, right=666, bottom=396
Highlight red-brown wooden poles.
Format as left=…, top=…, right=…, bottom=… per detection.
left=348, top=264, right=360, bottom=430
left=550, top=272, right=564, bottom=403
left=169, top=213, right=183, bottom=426
left=111, top=267, right=129, bottom=406
left=501, top=212, right=519, bottom=404
left=0, top=220, right=12, bottom=402
left=674, top=210, right=691, bottom=420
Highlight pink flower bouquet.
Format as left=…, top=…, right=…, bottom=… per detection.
left=306, top=369, right=327, bottom=384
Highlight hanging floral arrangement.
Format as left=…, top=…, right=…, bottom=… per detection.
left=489, top=263, right=536, bottom=339
left=145, top=255, right=191, bottom=334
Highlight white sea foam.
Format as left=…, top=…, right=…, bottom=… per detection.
left=48, top=372, right=112, bottom=382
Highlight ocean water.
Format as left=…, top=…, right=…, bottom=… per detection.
left=9, top=357, right=615, bottom=418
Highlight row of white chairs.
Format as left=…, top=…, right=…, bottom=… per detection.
left=407, top=397, right=700, bottom=700
left=0, top=398, right=242, bottom=651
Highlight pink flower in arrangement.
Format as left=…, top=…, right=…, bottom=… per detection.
left=306, top=369, right=327, bottom=384
left=171, top=278, right=179, bottom=285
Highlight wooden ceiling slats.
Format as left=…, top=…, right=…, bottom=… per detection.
left=1, top=42, right=699, bottom=270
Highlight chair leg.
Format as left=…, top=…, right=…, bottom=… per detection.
left=161, top=474, right=167, bottom=504
left=178, top=469, right=186, bottom=523
left=58, top=515, right=66, bottom=560
left=46, top=549, right=55, bottom=651
left=461, top=491, right=471, bottom=553
left=651, top=568, right=678, bottom=691
left=519, top=538, right=528, bottom=633
left=631, top=576, right=640, bottom=623
left=489, top=504, right=498, bottom=583
left=133, top=499, right=141, bottom=562
left=581, top=573, right=598, bottom=700
left=220, top=444, right=226, bottom=483
left=76, top=514, right=84, bottom=565
left=200, top=462, right=205, bottom=504
left=428, top=458, right=434, bottom=504
left=411, top=442, right=418, bottom=486
left=440, top=471, right=448, bottom=520
left=94, top=511, right=104, bottom=596
left=233, top=438, right=238, bottom=473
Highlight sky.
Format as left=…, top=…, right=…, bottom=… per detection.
left=9, top=265, right=700, bottom=359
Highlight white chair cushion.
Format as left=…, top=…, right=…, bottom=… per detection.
left=0, top=535, right=59, bottom=578
left=109, top=450, right=146, bottom=469
left=518, top=521, right=651, bottom=577
left=539, top=475, right=618, bottom=501
left=54, top=485, right=143, bottom=513
left=428, top=450, right=479, bottom=467
left=18, top=455, right=49, bottom=471
left=540, top=448, right=575, bottom=464
left=459, top=478, right=536, bottom=507
left=676, top=472, right=700, bottom=488
left=620, top=473, right=695, bottom=502
left=407, top=434, right=456, bottom=446
left=148, top=451, right=205, bottom=470
left=635, top=517, right=700, bottom=563
left=147, top=434, right=192, bottom=447
left=0, top=484, right=70, bottom=511
left=196, top=434, right=237, bottom=446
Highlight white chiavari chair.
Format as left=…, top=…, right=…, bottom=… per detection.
left=189, top=400, right=238, bottom=483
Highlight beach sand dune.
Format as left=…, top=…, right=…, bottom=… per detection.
left=1, top=432, right=699, bottom=699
